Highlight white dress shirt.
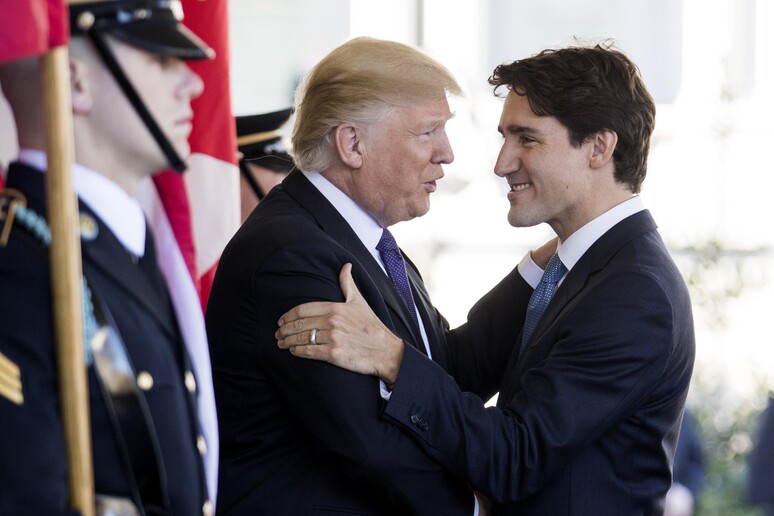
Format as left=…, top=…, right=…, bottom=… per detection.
left=18, top=148, right=146, bottom=257
left=302, top=171, right=432, bottom=358
left=518, top=195, right=645, bottom=285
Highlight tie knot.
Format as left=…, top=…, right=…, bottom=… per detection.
left=376, top=228, right=399, bottom=253
left=542, top=253, right=567, bottom=284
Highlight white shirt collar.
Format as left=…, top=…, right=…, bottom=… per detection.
left=302, top=170, right=433, bottom=358
left=558, top=195, right=645, bottom=271
left=18, top=149, right=147, bottom=257
left=302, top=170, right=384, bottom=264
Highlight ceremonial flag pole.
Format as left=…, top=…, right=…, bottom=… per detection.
left=41, top=43, right=95, bottom=516
left=3, top=0, right=95, bottom=512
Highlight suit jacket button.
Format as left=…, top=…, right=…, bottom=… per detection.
left=411, top=414, right=428, bottom=430
left=137, top=371, right=153, bottom=391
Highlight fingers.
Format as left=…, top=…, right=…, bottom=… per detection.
left=278, top=301, right=332, bottom=326
left=339, top=262, right=364, bottom=304
left=287, top=342, right=332, bottom=362
left=531, top=237, right=560, bottom=268
left=275, top=314, right=328, bottom=341
left=278, top=262, right=360, bottom=328
left=339, top=263, right=355, bottom=302
left=278, top=327, right=327, bottom=349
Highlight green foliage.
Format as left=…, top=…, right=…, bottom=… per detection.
left=690, top=377, right=768, bottom=516
left=671, top=234, right=771, bottom=515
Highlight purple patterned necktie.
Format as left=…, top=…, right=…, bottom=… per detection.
left=521, top=253, right=567, bottom=349
left=376, top=228, right=419, bottom=329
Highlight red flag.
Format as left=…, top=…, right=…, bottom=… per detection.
left=150, top=0, right=240, bottom=310
left=0, top=0, right=69, bottom=63
left=139, top=0, right=239, bottom=505
left=1, top=0, right=68, bottom=188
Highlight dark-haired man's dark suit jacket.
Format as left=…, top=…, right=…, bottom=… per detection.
left=0, top=163, right=207, bottom=514
left=382, top=209, right=696, bottom=515
left=207, top=169, right=522, bottom=514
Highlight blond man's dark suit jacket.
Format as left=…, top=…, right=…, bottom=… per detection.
left=206, top=169, right=530, bottom=514
left=383, top=209, right=696, bottom=515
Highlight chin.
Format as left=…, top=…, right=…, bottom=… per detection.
left=507, top=210, right=529, bottom=228
left=175, top=142, right=192, bottom=159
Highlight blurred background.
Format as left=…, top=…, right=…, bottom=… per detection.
left=2, top=0, right=772, bottom=513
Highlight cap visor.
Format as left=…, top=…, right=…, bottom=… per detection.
left=110, top=21, right=214, bottom=60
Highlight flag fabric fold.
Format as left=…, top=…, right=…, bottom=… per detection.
left=0, top=0, right=69, bottom=63
left=1, top=0, right=69, bottom=188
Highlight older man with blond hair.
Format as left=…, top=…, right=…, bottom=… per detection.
left=207, top=37, right=505, bottom=514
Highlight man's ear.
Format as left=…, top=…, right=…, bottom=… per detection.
left=70, top=58, right=93, bottom=114
left=589, top=129, right=617, bottom=169
left=333, top=123, right=364, bottom=169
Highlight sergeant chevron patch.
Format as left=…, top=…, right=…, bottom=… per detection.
left=0, top=351, right=23, bottom=405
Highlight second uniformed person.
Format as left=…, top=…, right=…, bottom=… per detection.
left=235, top=107, right=295, bottom=222
left=0, top=0, right=216, bottom=513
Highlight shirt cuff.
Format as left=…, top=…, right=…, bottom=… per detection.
left=473, top=493, right=480, bottom=516
left=518, top=251, right=544, bottom=289
left=379, top=380, right=392, bottom=401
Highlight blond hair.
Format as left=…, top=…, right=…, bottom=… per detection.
left=291, top=36, right=462, bottom=172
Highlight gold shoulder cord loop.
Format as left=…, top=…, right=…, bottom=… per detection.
left=0, top=189, right=27, bottom=247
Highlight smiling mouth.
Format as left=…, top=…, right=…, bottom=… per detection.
left=510, top=183, right=531, bottom=192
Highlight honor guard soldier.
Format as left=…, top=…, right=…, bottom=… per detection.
left=235, top=108, right=295, bottom=222
left=0, top=1, right=216, bottom=514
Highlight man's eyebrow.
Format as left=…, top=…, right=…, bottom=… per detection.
left=497, top=124, right=540, bottom=136
left=419, top=112, right=455, bottom=132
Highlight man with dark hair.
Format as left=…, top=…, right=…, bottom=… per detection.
left=277, top=43, right=696, bottom=515
left=0, top=1, right=216, bottom=513
left=488, top=45, right=655, bottom=194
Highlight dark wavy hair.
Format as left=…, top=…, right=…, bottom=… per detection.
left=489, top=43, right=655, bottom=193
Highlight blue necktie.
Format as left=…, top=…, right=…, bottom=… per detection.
left=521, top=253, right=567, bottom=348
left=377, top=228, right=419, bottom=329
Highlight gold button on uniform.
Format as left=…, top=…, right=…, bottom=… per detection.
left=185, top=371, right=196, bottom=393
left=197, top=435, right=207, bottom=456
left=202, top=500, right=213, bottom=516
left=137, top=371, right=154, bottom=390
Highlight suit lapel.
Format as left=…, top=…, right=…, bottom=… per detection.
left=405, top=255, right=448, bottom=367
left=501, top=210, right=660, bottom=402
left=281, top=170, right=427, bottom=354
left=536, top=210, right=657, bottom=342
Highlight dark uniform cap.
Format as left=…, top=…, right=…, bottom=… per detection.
left=69, top=0, right=214, bottom=60
left=236, top=108, right=295, bottom=173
